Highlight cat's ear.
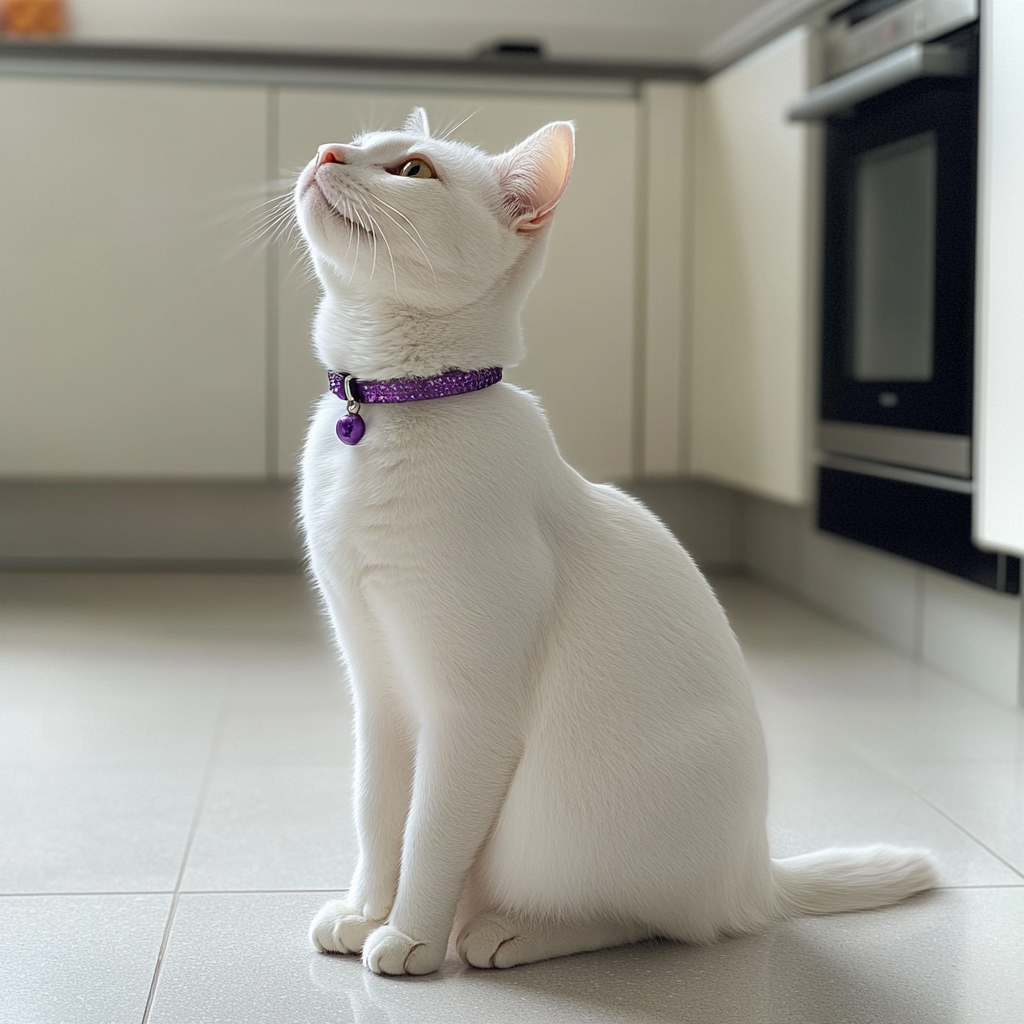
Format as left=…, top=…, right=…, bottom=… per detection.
left=403, top=107, right=430, bottom=137
left=494, top=121, right=575, bottom=234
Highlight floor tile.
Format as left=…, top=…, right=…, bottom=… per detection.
left=223, top=650, right=347, bottom=711
left=0, top=645, right=229, bottom=708
left=716, top=577, right=1024, bottom=764
left=767, top=760, right=1021, bottom=885
left=0, top=699, right=220, bottom=769
left=215, top=704, right=354, bottom=766
left=5, top=569, right=1024, bottom=1022
left=181, top=765, right=356, bottom=891
left=0, top=893, right=170, bottom=1024
left=148, top=889, right=1024, bottom=1024
left=752, top=687, right=858, bottom=766
left=0, top=767, right=202, bottom=894
left=786, top=669, right=1024, bottom=764
left=886, top=760, right=1024, bottom=879
left=836, top=701, right=1024, bottom=765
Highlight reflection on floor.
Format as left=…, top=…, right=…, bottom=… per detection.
left=2, top=571, right=1023, bottom=1024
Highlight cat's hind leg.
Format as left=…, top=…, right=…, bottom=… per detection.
left=456, top=911, right=651, bottom=969
left=310, top=898, right=385, bottom=955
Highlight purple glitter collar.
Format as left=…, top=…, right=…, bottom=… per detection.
left=327, top=366, right=503, bottom=446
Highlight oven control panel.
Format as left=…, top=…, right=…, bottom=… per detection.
left=825, top=0, right=977, bottom=79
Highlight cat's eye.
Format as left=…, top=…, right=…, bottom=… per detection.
left=394, top=156, right=436, bottom=179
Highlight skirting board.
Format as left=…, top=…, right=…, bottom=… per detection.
left=0, top=477, right=743, bottom=572
left=0, top=480, right=303, bottom=570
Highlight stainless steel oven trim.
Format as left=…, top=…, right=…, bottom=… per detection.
left=788, top=42, right=968, bottom=121
left=817, top=452, right=974, bottom=493
left=819, top=421, right=972, bottom=477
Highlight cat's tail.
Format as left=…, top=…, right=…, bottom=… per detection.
left=771, top=845, right=938, bottom=918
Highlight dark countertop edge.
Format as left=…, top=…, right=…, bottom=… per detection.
left=0, top=38, right=703, bottom=81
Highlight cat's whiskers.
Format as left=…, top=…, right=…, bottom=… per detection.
left=341, top=206, right=355, bottom=267
left=237, top=168, right=307, bottom=248
left=329, top=189, right=383, bottom=283
left=438, top=111, right=479, bottom=141
left=262, top=205, right=298, bottom=246
left=369, top=193, right=431, bottom=255
left=361, top=207, right=400, bottom=298
left=353, top=200, right=379, bottom=282
left=367, top=195, right=437, bottom=287
left=346, top=196, right=362, bottom=280
left=240, top=191, right=297, bottom=254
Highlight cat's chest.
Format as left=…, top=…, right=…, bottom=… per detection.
left=300, top=393, right=525, bottom=574
left=304, top=415, right=430, bottom=545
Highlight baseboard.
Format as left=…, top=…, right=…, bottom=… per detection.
left=0, top=479, right=302, bottom=566
left=0, top=475, right=744, bottom=573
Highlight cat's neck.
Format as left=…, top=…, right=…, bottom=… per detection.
left=312, top=289, right=525, bottom=381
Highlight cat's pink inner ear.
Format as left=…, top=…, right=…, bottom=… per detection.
left=403, top=107, right=430, bottom=137
left=496, top=122, right=575, bottom=234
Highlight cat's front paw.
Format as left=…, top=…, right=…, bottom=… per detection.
left=362, top=924, right=445, bottom=976
left=309, top=899, right=386, bottom=955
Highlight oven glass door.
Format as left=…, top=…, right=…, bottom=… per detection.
left=820, top=50, right=977, bottom=435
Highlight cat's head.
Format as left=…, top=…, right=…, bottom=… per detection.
left=294, top=108, right=575, bottom=316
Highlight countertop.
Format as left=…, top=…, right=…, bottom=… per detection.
left=0, top=37, right=701, bottom=86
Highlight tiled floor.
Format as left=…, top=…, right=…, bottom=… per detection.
left=2, top=570, right=1023, bottom=1024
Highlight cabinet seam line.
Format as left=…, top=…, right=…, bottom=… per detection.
left=265, top=87, right=280, bottom=479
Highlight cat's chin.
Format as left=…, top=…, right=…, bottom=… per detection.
left=301, top=182, right=374, bottom=251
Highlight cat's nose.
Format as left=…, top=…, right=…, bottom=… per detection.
left=316, top=144, right=350, bottom=169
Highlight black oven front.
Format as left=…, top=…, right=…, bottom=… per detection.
left=820, top=27, right=977, bottom=451
left=790, top=0, right=1018, bottom=593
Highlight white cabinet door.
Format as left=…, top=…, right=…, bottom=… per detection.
left=690, top=28, right=812, bottom=504
left=274, top=88, right=638, bottom=482
left=0, top=77, right=268, bottom=478
left=975, top=0, right=1024, bottom=556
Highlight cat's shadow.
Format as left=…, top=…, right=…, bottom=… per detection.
left=308, top=894, right=958, bottom=1024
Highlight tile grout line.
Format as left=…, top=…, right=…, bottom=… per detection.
left=176, top=887, right=345, bottom=895
left=752, top=675, right=1024, bottom=884
left=0, top=888, right=348, bottom=898
left=933, top=883, right=1024, bottom=889
left=853, top=750, right=1024, bottom=884
left=139, top=693, right=231, bottom=1024
left=0, top=891, right=175, bottom=898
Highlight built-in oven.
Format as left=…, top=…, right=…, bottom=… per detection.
left=790, top=0, right=1019, bottom=593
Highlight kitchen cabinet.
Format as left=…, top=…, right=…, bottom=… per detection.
left=0, top=76, right=269, bottom=477
left=641, top=81, right=694, bottom=477
left=274, top=88, right=639, bottom=483
left=690, top=27, right=812, bottom=504
left=974, top=0, right=1024, bottom=557
left=0, top=60, right=675, bottom=488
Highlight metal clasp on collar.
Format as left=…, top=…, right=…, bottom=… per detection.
left=342, top=374, right=360, bottom=417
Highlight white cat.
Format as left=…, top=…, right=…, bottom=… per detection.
left=295, top=107, right=936, bottom=977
